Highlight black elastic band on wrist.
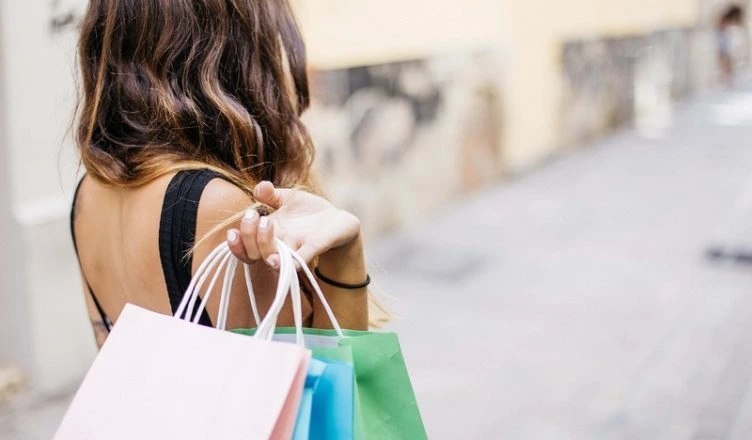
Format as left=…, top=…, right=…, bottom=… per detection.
left=314, top=266, right=371, bottom=290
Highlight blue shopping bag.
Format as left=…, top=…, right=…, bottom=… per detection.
left=311, top=357, right=355, bottom=440
left=293, top=359, right=326, bottom=440
left=248, top=337, right=355, bottom=440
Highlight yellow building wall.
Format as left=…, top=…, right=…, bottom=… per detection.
left=293, top=0, right=502, bottom=69
left=294, top=0, right=699, bottom=171
left=499, top=0, right=698, bottom=168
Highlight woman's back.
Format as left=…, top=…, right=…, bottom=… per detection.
left=74, top=174, right=172, bottom=322
left=72, top=170, right=310, bottom=346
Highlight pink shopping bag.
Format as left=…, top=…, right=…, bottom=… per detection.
left=55, top=304, right=310, bottom=440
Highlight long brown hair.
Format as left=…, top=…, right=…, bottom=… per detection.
left=76, top=0, right=389, bottom=326
left=77, top=0, right=314, bottom=190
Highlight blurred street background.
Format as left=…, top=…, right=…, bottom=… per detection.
left=3, top=0, right=752, bottom=439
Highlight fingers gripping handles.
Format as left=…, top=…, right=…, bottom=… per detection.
left=174, top=240, right=345, bottom=343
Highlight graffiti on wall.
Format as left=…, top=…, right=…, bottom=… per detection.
left=305, top=53, right=504, bottom=237
left=560, top=29, right=695, bottom=143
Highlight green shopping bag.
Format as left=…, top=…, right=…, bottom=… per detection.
left=227, top=240, right=427, bottom=439
left=234, top=328, right=427, bottom=440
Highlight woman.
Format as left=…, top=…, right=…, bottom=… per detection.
left=70, top=0, right=371, bottom=348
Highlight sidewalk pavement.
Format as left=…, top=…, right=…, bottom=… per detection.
left=372, top=78, right=752, bottom=439
left=5, top=80, right=752, bottom=439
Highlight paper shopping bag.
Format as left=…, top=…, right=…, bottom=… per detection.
left=234, top=328, right=426, bottom=440
left=55, top=304, right=310, bottom=440
left=340, top=331, right=426, bottom=440
left=293, top=358, right=326, bottom=440
left=234, top=331, right=358, bottom=440
left=310, top=357, right=355, bottom=440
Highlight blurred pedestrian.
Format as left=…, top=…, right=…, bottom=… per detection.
left=717, top=4, right=746, bottom=86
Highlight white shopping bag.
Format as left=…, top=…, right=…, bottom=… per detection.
left=55, top=241, right=311, bottom=440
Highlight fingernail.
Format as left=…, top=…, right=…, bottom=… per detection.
left=227, top=230, right=238, bottom=243
left=259, top=217, right=270, bottom=229
left=266, top=255, right=279, bottom=269
left=243, top=209, right=257, bottom=221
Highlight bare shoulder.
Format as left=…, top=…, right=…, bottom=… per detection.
left=198, top=178, right=253, bottom=224
left=194, top=178, right=252, bottom=258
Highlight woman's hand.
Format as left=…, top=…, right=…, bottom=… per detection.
left=226, top=181, right=361, bottom=269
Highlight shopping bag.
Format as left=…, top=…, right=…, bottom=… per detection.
left=231, top=241, right=427, bottom=440
left=298, top=344, right=361, bottom=438
left=310, top=357, right=356, bottom=440
left=341, top=330, right=426, bottom=440
left=291, top=346, right=356, bottom=440
left=231, top=330, right=359, bottom=440
left=186, top=237, right=426, bottom=439
left=225, top=242, right=358, bottom=439
left=242, top=328, right=426, bottom=439
left=54, top=304, right=310, bottom=440
left=55, top=240, right=312, bottom=440
left=293, top=359, right=326, bottom=440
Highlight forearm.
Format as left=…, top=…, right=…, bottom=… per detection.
left=312, top=235, right=369, bottom=330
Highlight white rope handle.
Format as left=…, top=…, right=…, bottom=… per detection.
left=174, top=238, right=346, bottom=341
left=252, top=239, right=344, bottom=340
left=216, top=257, right=238, bottom=331
left=191, top=251, right=233, bottom=325
left=290, top=250, right=345, bottom=338
left=243, top=264, right=262, bottom=326
left=207, top=240, right=302, bottom=341
left=174, top=243, right=230, bottom=320
left=254, top=240, right=296, bottom=340
left=284, top=243, right=305, bottom=346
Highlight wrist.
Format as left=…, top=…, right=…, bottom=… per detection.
left=317, top=234, right=367, bottom=285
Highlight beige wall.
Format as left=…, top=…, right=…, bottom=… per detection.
left=0, top=0, right=96, bottom=393
left=294, top=0, right=502, bottom=69
left=296, top=0, right=699, bottom=170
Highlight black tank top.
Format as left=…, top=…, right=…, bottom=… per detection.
left=70, top=169, right=225, bottom=332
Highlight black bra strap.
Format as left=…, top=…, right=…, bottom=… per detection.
left=70, top=177, right=113, bottom=332
left=159, top=170, right=223, bottom=327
